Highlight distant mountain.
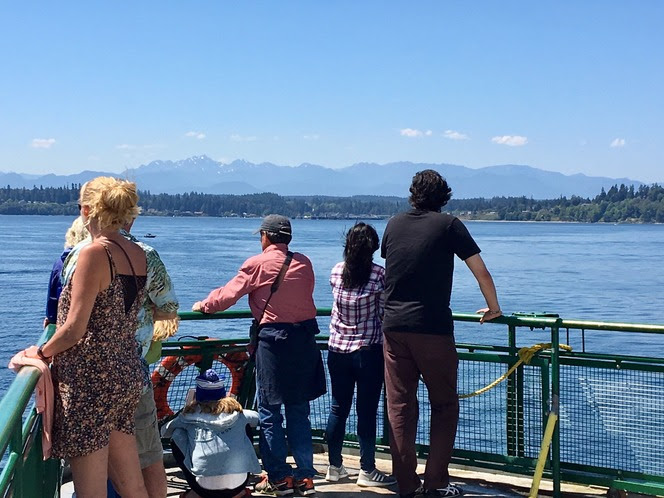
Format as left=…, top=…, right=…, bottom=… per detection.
left=0, top=155, right=644, bottom=199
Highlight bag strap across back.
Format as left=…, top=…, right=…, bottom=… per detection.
left=257, top=251, right=294, bottom=324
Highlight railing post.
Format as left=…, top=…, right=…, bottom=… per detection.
left=506, top=324, right=519, bottom=456
left=550, top=322, right=562, bottom=497
left=10, top=426, right=22, bottom=497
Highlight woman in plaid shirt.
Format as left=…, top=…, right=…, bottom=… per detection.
left=324, top=223, right=396, bottom=488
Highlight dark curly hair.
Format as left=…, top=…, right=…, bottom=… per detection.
left=409, top=169, right=452, bottom=211
left=341, top=223, right=379, bottom=289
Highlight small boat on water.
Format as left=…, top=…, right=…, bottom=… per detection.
left=144, top=233, right=156, bottom=238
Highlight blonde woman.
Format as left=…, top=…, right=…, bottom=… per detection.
left=31, top=177, right=149, bottom=498
left=162, top=369, right=261, bottom=498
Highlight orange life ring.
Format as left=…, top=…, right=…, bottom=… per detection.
left=151, top=346, right=249, bottom=421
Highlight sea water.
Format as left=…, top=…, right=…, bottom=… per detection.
left=2, top=215, right=664, bottom=475
left=1, top=215, right=664, bottom=394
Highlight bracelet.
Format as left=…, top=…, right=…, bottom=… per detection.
left=37, top=345, right=51, bottom=362
left=487, top=309, right=501, bottom=314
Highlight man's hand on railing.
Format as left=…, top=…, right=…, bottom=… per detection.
left=477, top=308, right=503, bottom=324
left=192, top=301, right=203, bottom=312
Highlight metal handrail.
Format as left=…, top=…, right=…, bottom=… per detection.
left=2, top=310, right=664, bottom=497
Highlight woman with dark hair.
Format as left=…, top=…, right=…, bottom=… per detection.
left=324, top=223, right=396, bottom=488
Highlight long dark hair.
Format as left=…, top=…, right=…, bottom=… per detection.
left=341, top=223, right=379, bottom=289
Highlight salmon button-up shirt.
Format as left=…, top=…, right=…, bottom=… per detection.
left=199, top=243, right=317, bottom=325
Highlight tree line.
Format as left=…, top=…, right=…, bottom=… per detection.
left=1, top=183, right=663, bottom=223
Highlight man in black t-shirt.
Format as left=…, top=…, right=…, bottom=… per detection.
left=381, top=170, right=502, bottom=498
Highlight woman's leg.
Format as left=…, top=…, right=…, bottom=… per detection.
left=355, top=345, right=385, bottom=472
left=69, top=445, right=111, bottom=498
left=108, top=430, right=149, bottom=498
left=325, top=351, right=355, bottom=468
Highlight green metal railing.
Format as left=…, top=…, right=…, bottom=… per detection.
left=0, top=325, right=61, bottom=498
left=2, top=310, right=664, bottom=497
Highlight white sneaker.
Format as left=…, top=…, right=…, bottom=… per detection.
left=325, top=464, right=349, bottom=482
left=426, top=484, right=464, bottom=496
left=356, top=468, right=397, bottom=487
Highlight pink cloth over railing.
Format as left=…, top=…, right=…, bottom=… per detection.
left=8, top=346, right=54, bottom=460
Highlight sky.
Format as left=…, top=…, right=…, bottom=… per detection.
left=1, top=1, right=663, bottom=183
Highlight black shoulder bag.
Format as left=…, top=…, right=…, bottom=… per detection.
left=248, top=251, right=293, bottom=356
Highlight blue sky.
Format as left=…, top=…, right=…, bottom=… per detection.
left=1, top=1, right=663, bottom=182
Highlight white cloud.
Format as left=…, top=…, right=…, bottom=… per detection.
left=491, top=135, right=528, bottom=147
left=230, top=134, right=257, bottom=142
left=115, top=143, right=164, bottom=150
left=400, top=128, right=432, bottom=138
left=185, top=131, right=206, bottom=140
left=303, top=134, right=320, bottom=141
left=610, top=138, right=626, bottom=148
left=443, top=130, right=469, bottom=141
left=31, top=138, right=56, bottom=149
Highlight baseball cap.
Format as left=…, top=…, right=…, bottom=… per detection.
left=254, top=214, right=292, bottom=236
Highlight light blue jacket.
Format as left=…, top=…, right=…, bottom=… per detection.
left=162, top=408, right=261, bottom=478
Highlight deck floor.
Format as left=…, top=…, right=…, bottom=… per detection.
left=62, top=451, right=607, bottom=497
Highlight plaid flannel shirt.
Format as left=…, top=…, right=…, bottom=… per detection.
left=328, top=262, right=385, bottom=353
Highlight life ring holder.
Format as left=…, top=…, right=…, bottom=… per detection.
left=151, top=339, right=249, bottom=421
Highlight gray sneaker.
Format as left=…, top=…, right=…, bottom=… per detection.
left=325, top=464, right=349, bottom=482
left=356, top=468, right=397, bottom=487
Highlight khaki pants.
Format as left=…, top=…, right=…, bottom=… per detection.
left=135, top=385, right=163, bottom=469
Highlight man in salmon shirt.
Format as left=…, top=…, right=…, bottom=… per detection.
left=193, top=214, right=326, bottom=497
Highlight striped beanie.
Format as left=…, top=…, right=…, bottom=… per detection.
left=195, top=369, right=226, bottom=403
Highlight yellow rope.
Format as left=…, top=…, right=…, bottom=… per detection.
left=458, top=343, right=572, bottom=399
left=529, top=410, right=559, bottom=497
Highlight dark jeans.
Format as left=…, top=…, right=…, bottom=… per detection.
left=325, top=344, right=384, bottom=472
left=171, top=442, right=249, bottom=498
left=383, top=331, right=459, bottom=494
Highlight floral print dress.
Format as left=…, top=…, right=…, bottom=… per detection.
left=51, top=244, right=146, bottom=459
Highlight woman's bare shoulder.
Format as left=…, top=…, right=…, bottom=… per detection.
left=78, top=241, right=108, bottom=261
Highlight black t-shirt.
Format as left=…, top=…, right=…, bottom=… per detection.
left=380, top=209, right=481, bottom=335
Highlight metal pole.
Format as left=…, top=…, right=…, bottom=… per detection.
left=507, top=324, right=518, bottom=455
left=551, top=323, right=562, bottom=497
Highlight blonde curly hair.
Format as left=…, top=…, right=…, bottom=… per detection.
left=80, top=177, right=141, bottom=231
left=64, top=216, right=90, bottom=249
left=152, top=317, right=179, bottom=342
left=183, top=396, right=243, bottom=415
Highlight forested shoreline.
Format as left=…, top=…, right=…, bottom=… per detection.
left=1, top=183, right=663, bottom=223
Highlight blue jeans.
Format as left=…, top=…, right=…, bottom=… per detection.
left=258, top=397, right=316, bottom=481
left=325, top=344, right=384, bottom=472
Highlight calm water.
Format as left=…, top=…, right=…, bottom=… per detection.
left=1, top=215, right=664, bottom=395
